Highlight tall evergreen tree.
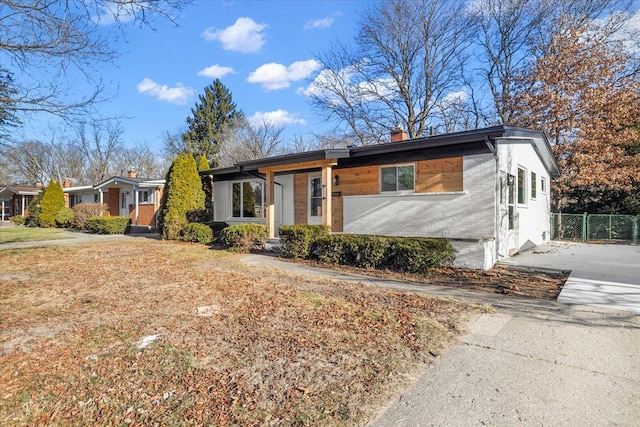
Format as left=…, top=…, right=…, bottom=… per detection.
left=39, top=180, right=65, bottom=228
left=157, top=153, right=206, bottom=240
left=182, top=79, right=244, bottom=167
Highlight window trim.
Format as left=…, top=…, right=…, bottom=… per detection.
left=541, top=177, right=547, bottom=194
left=137, top=189, right=155, bottom=205
left=231, top=179, right=265, bottom=219
left=380, top=163, right=415, bottom=194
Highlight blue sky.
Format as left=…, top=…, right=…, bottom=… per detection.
left=19, top=0, right=368, bottom=152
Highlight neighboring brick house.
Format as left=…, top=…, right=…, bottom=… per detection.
left=202, top=125, right=560, bottom=269
left=63, top=171, right=165, bottom=229
left=0, top=185, right=41, bottom=221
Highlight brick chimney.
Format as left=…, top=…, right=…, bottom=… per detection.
left=127, top=169, right=137, bottom=178
left=390, top=126, right=408, bottom=142
left=63, top=179, right=71, bottom=188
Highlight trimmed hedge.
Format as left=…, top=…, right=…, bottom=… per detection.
left=179, top=222, right=214, bottom=244
left=220, top=223, right=267, bottom=253
left=10, top=215, right=25, bottom=225
left=310, top=234, right=456, bottom=273
left=55, top=207, right=75, bottom=228
left=85, top=216, right=131, bottom=234
left=279, top=224, right=330, bottom=259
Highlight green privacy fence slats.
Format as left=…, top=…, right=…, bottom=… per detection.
left=551, top=213, right=639, bottom=243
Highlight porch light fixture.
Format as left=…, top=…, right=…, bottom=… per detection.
left=507, top=175, right=515, bottom=185
left=333, top=174, right=339, bottom=186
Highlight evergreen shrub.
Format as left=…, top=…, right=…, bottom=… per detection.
left=10, top=215, right=25, bottom=225
left=221, top=223, right=267, bottom=253
left=312, top=234, right=455, bottom=273
left=55, top=207, right=75, bottom=228
left=85, top=216, right=131, bottom=234
left=39, top=180, right=64, bottom=228
left=179, top=223, right=214, bottom=244
left=26, top=192, right=43, bottom=227
left=278, top=224, right=330, bottom=259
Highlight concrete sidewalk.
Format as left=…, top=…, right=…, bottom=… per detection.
left=0, top=231, right=158, bottom=251
left=240, top=253, right=640, bottom=427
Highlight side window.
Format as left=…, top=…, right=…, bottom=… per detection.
left=541, top=177, right=547, bottom=193
left=517, top=167, right=526, bottom=204
left=381, top=164, right=415, bottom=193
left=530, top=171, right=537, bottom=200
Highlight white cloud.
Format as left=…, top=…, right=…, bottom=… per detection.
left=136, top=78, right=194, bottom=105
left=202, top=17, right=267, bottom=54
left=247, top=59, right=321, bottom=91
left=303, top=12, right=339, bottom=30
left=91, top=2, right=136, bottom=25
left=197, top=64, right=235, bottom=79
left=248, top=110, right=305, bottom=127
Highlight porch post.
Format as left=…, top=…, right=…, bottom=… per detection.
left=321, top=165, right=332, bottom=230
left=1, top=200, right=4, bottom=221
left=98, top=189, right=104, bottom=215
left=265, top=170, right=275, bottom=238
left=134, top=186, right=139, bottom=226
left=21, top=196, right=26, bottom=215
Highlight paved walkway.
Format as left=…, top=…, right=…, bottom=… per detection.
left=240, top=253, right=640, bottom=427
left=500, top=241, right=640, bottom=314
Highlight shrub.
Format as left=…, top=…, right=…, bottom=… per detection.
left=85, top=216, right=131, bottom=234
left=179, top=222, right=213, bottom=244
left=55, top=207, right=75, bottom=228
left=315, top=234, right=388, bottom=269
left=313, top=234, right=455, bottom=273
left=279, top=224, right=330, bottom=259
left=220, top=223, right=267, bottom=253
left=383, top=237, right=456, bottom=273
left=26, top=191, right=43, bottom=227
left=209, top=221, right=229, bottom=242
left=73, top=203, right=108, bottom=230
left=10, top=215, right=25, bottom=225
left=39, top=180, right=64, bottom=228
left=158, top=153, right=206, bottom=241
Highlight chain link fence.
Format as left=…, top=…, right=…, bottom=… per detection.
left=551, top=213, right=639, bottom=243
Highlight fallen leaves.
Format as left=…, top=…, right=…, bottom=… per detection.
left=0, top=240, right=481, bottom=426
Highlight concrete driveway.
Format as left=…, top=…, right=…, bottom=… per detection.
left=499, top=241, right=640, bottom=314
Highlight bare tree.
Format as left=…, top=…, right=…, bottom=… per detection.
left=219, top=119, right=284, bottom=166
left=113, top=142, right=167, bottom=178
left=0, top=0, right=191, bottom=122
left=308, top=0, right=476, bottom=145
left=77, top=120, right=124, bottom=183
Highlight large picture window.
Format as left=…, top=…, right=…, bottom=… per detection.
left=232, top=180, right=264, bottom=218
left=381, top=164, right=415, bottom=192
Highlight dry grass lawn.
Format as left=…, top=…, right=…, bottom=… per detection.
left=0, top=239, right=486, bottom=426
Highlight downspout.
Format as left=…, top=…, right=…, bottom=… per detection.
left=485, top=136, right=502, bottom=263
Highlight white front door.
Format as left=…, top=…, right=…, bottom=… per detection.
left=308, top=173, right=323, bottom=225
left=120, top=189, right=131, bottom=218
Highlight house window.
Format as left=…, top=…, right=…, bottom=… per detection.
left=381, top=164, right=415, bottom=192
left=530, top=171, right=537, bottom=200
left=138, top=189, right=154, bottom=204
left=94, top=194, right=100, bottom=203
left=517, top=167, right=526, bottom=204
left=310, top=177, right=323, bottom=217
left=232, top=180, right=264, bottom=218
left=541, top=177, right=547, bottom=193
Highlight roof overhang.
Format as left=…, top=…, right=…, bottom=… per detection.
left=0, top=186, right=40, bottom=196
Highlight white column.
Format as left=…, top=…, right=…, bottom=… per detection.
left=98, top=189, right=104, bottom=216
left=134, top=186, right=139, bottom=226
left=1, top=200, right=4, bottom=221
left=21, top=196, right=26, bottom=215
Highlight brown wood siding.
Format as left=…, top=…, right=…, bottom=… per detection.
left=293, top=173, right=307, bottom=224
left=415, top=157, right=463, bottom=193
left=333, top=166, right=379, bottom=196
left=331, top=195, right=343, bottom=232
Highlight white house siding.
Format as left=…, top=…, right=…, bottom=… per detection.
left=342, top=153, right=497, bottom=269
left=497, top=139, right=552, bottom=255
